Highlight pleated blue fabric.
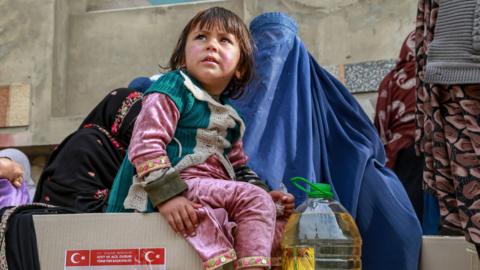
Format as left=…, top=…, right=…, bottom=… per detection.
left=232, top=12, right=422, bottom=270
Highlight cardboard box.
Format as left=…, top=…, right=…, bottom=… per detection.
left=36, top=214, right=480, bottom=270
left=421, top=236, right=479, bottom=270
left=34, top=213, right=233, bottom=270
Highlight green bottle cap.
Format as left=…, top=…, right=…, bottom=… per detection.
left=291, top=177, right=333, bottom=199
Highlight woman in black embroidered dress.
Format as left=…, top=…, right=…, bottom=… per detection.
left=33, top=89, right=142, bottom=212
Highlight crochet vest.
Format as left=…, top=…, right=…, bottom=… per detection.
left=144, top=70, right=245, bottom=179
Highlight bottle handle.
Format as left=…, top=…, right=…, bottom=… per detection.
left=290, top=177, right=333, bottom=198
left=290, top=177, right=313, bottom=193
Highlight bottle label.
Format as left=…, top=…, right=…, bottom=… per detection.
left=298, top=202, right=346, bottom=240
left=281, top=246, right=315, bottom=270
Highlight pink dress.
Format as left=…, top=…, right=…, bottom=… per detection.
left=127, top=92, right=285, bottom=269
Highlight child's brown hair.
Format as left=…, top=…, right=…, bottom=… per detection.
left=169, top=7, right=254, bottom=99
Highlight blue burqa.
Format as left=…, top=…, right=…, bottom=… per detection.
left=232, top=13, right=422, bottom=270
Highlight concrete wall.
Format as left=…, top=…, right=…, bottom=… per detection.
left=0, top=0, right=417, bottom=180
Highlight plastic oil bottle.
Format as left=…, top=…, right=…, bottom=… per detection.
left=281, top=177, right=362, bottom=270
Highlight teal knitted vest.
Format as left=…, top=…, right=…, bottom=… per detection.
left=144, top=70, right=243, bottom=169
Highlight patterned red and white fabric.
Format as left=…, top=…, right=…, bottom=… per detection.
left=415, top=0, right=480, bottom=253
left=374, top=31, right=417, bottom=168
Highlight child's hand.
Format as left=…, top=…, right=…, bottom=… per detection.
left=269, top=190, right=295, bottom=218
left=157, top=196, right=202, bottom=237
left=0, top=158, right=24, bottom=188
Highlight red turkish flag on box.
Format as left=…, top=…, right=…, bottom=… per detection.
left=65, top=248, right=166, bottom=269
left=65, top=250, right=90, bottom=266
left=140, top=248, right=165, bottom=265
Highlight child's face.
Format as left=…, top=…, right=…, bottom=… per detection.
left=184, top=25, right=241, bottom=96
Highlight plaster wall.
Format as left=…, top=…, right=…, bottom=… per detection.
left=0, top=0, right=416, bottom=150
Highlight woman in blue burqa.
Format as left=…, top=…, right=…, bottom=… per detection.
left=231, top=13, right=422, bottom=270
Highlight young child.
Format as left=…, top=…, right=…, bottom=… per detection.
left=116, top=7, right=294, bottom=270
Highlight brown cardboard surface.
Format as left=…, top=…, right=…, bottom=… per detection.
left=421, top=236, right=479, bottom=270
left=34, top=213, right=233, bottom=270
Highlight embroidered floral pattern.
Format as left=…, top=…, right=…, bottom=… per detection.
left=111, top=91, right=142, bottom=135
left=136, top=156, right=171, bottom=178
left=94, top=189, right=109, bottom=200
left=234, top=256, right=270, bottom=269
left=83, top=124, right=125, bottom=152
left=203, top=249, right=236, bottom=270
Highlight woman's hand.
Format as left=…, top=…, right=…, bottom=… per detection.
left=157, top=196, right=202, bottom=237
left=0, top=158, right=24, bottom=188
left=269, top=190, right=295, bottom=218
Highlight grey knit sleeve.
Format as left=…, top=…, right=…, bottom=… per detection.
left=424, top=0, right=480, bottom=84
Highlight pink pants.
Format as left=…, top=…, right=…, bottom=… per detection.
left=182, top=178, right=286, bottom=270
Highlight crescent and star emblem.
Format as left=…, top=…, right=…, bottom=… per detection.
left=144, top=251, right=160, bottom=263
left=70, top=253, right=80, bottom=264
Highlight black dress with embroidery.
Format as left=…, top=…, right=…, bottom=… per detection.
left=33, top=89, right=142, bottom=212
left=0, top=204, right=80, bottom=270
